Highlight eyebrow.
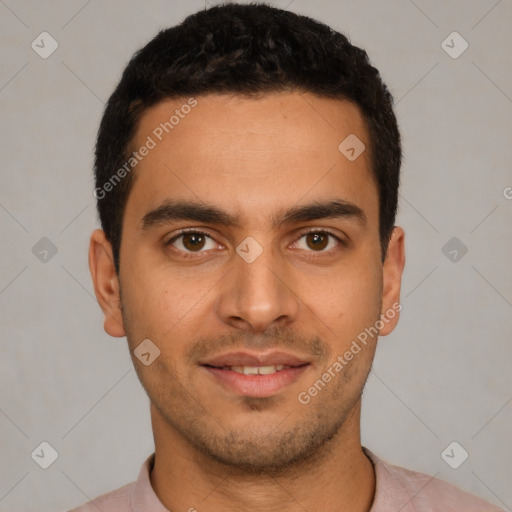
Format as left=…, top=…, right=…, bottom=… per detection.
left=140, top=198, right=367, bottom=231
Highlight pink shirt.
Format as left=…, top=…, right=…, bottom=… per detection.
left=68, top=448, right=504, bottom=511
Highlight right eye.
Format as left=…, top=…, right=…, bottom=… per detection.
left=166, top=230, right=220, bottom=254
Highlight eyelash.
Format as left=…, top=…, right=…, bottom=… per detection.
left=165, top=228, right=345, bottom=258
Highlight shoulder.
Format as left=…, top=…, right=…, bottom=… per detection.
left=364, top=447, right=504, bottom=512
left=65, top=453, right=167, bottom=512
left=66, top=481, right=134, bottom=512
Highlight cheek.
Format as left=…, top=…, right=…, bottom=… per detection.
left=119, top=265, right=169, bottom=333
left=119, top=261, right=217, bottom=347
left=306, top=258, right=382, bottom=335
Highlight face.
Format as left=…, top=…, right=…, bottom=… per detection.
left=90, top=92, right=405, bottom=474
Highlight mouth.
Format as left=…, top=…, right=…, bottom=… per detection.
left=199, top=351, right=311, bottom=398
left=204, top=364, right=297, bottom=375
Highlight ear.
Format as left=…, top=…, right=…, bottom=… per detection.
left=379, top=226, right=405, bottom=336
left=88, top=229, right=126, bottom=338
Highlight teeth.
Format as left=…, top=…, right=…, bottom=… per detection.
left=257, top=365, right=277, bottom=375
left=229, top=365, right=288, bottom=375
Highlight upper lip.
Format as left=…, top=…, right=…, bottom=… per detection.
left=200, top=350, right=311, bottom=368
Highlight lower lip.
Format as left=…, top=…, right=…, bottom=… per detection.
left=202, top=365, right=310, bottom=398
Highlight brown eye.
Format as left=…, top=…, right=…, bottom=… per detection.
left=182, top=233, right=206, bottom=251
left=305, top=232, right=329, bottom=251
left=168, top=231, right=217, bottom=253
left=294, top=230, right=342, bottom=253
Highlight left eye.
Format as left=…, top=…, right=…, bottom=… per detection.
left=294, top=231, right=341, bottom=252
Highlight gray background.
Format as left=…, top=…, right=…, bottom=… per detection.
left=1, top=0, right=511, bottom=510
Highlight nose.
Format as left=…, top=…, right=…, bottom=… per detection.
left=216, top=243, right=300, bottom=333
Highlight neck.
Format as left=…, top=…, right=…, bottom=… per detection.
left=149, top=401, right=375, bottom=512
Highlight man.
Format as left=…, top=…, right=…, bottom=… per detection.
left=71, top=3, right=503, bottom=511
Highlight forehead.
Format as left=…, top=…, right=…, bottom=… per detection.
left=124, top=92, right=378, bottom=230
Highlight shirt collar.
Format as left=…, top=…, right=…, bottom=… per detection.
left=130, top=448, right=414, bottom=512
left=130, top=453, right=169, bottom=512
left=363, top=447, right=418, bottom=511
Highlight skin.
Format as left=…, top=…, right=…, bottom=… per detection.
left=89, top=92, right=405, bottom=512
